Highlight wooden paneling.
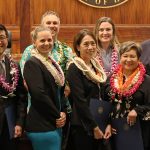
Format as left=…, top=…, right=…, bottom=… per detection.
left=31, top=0, right=150, bottom=24
left=58, top=24, right=150, bottom=49
left=0, top=0, right=150, bottom=58
left=0, top=0, right=150, bottom=148
left=6, top=26, right=20, bottom=54
left=0, top=0, right=20, bottom=25
left=29, top=0, right=150, bottom=53
left=20, top=0, right=31, bottom=52
left=0, top=0, right=20, bottom=54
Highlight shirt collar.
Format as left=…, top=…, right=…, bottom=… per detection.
left=54, top=41, right=59, bottom=48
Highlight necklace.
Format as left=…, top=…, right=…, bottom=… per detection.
left=109, top=63, right=145, bottom=101
left=97, top=47, right=118, bottom=76
left=31, top=49, right=65, bottom=86
left=0, top=54, right=19, bottom=93
left=67, top=57, right=107, bottom=84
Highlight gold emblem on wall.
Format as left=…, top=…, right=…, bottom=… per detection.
left=78, top=0, right=128, bottom=8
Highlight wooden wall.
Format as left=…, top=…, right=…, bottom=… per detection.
left=0, top=0, right=20, bottom=55
left=0, top=0, right=150, bottom=58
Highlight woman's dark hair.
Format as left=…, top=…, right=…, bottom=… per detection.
left=0, top=24, right=8, bottom=38
left=119, top=41, right=142, bottom=59
left=73, top=29, right=97, bottom=57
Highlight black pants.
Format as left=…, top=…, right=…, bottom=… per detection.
left=0, top=115, right=17, bottom=150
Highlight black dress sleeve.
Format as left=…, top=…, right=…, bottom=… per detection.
left=134, top=75, right=150, bottom=120
left=23, top=59, right=60, bottom=121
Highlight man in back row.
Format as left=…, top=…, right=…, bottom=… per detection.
left=20, top=10, right=72, bottom=75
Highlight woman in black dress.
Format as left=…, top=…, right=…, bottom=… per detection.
left=104, top=41, right=150, bottom=150
left=66, top=29, right=111, bottom=150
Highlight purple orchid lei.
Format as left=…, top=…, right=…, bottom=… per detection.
left=0, top=54, right=19, bottom=93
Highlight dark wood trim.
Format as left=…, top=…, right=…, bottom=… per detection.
left=20, top=0, right=31, bottom=52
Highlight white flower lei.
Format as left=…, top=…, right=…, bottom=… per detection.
left=67, top=57, right=107, bottom=84
left=31, top=49, right=65, bottom=86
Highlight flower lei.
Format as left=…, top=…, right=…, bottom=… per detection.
left=97, top=47, right=118, bottom=76
left=52, top=41, right=64, bottom=65
left=67, top=57, right=107, bottom=84
left=0, top=54, right=19, bottom=93
left=110, top=63, right=146, bottom=101
left=31, top=49, right=65, bottom=86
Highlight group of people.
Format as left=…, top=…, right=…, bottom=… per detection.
left=0, top=10, right=150, bottom=150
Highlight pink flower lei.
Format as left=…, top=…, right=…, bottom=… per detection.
left=97, top=47, right=118, bottom=76
left=0, top=54, right=19, bottom=93
left=110, top=63, right=146, bottom=100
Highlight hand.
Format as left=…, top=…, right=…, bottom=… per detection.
left=14, top=125, right=22, bottom=138
left=93, top=126, right=103, bottom=139
left=104, top=124, right=112, bottom=139
left=112, top=127, right=117, bottom=134
left=127, top=109, right=137, bottom=126
left=56, top=112, right=66, bottom=128
left=64, top=85, right=70, bottom=97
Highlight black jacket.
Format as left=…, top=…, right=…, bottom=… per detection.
left=0, top=55, right=27, bottom=137
left=66, top=63, right=101, bottom=133
left=24, top=56, right=61, bottom=132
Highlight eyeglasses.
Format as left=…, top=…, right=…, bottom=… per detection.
left=0, top=36, right=7, bottom=42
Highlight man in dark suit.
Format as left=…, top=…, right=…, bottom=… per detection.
left=0, top=24, right=27, bottom=150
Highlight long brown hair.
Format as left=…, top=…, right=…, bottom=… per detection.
left=94, top=17, right=120, bottom=50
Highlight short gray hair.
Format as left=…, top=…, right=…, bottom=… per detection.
left=119, top=41, right=142, bottom=59
left=40, top=11, right=60, bottom=24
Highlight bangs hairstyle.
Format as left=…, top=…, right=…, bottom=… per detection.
left=40, top=11, right=60, bottom=24
left=31, top=26, right=51, bottom=41
left=73, top=29, right=97, bottom=57
left=0, top=24, right=8, bottom=38
left=119, top=41, right=142, bottom=59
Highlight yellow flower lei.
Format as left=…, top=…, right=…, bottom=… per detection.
left=31, top=49, right=65, bottom=86
left=67, top=57, right=107, bottom=84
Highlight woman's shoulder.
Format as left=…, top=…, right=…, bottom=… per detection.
left=140, top=74, right=150, bottom=89
left=25, top=56, right=42, bottom=66
left=67, top=62, right=79, bottom=72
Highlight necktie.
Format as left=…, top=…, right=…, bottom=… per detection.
left=0, top=61, right=5, bottom=77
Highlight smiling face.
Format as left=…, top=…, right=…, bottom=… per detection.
left=34, top=30, right=53, bottom=57
left=120, top=48, right=139, bottom=74
left=77, top=35, right=97, bottom=62
left=98, top=22, right=113, bottom=45
left=0, top=30, right=8, bottom=56
left=41, top=14, right=60, bottom=40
